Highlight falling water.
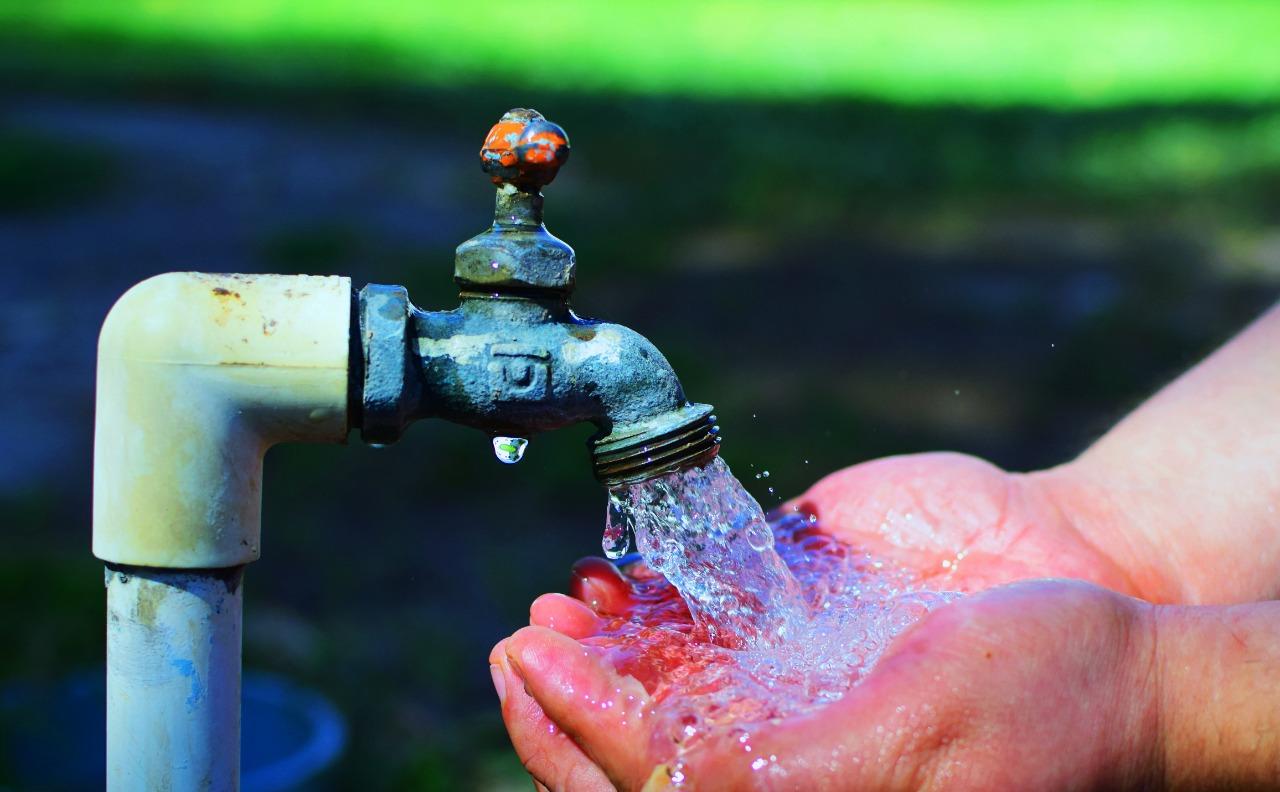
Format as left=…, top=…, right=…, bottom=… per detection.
left=605, top=458, right=810, bottom=647
left=592, top=457, right=961, bottom=782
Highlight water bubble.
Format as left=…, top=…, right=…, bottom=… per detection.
left=744, top=520, right=774, bottom=552
left=491, top=436, right=528, bottom=464
left=755, top=470, right=770, bottom=479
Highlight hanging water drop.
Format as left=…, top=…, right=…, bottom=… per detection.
left=603, top=490, right=634, bottom=559
left=492, top=436, right=528, bottom=464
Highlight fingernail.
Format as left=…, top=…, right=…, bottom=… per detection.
left=490, top=663, right=507, bottom=703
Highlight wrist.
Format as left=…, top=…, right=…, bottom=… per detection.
left=1024, top=460, right=1187, bottom=603
left=1153, top=601, right=1280, bottom=789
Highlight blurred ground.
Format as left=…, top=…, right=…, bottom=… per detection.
left=3, top=6, right=1280, bottom=790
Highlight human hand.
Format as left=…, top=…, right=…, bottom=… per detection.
left=774, top=452, right=1171, bottom=600
left=493, top=579, right=1161, bottom=791
left=484, top=452, right=1157, bottom=792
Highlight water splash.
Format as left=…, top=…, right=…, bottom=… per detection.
left=607, top=457, right=809, bottom=647
left=593, top=457, right=961, bottom=780
left=491, top=436, right=528, bottom=464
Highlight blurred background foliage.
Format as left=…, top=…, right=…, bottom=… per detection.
left=1, top=1, right=1278, bottom=789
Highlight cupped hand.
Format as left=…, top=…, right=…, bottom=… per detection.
left=494, top=579, right=1160, bottom=791
left=488, top=452, right=1171, bottom=791
left=778, top=452, right=1167, bottom=600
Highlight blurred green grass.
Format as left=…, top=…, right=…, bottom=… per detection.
left=4, top=0, right=1280, bottom=107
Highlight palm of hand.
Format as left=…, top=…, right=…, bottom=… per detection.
left=784, top=452, right=1140, bottom=596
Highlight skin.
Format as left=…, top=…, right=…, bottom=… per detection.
left=492, top=304, right=1280, bottom=790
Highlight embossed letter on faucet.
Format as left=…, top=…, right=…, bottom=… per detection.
left=491, top=343, right=551, bottom=400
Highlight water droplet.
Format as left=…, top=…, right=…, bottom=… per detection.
left=490, top=260, right=500, bottom=269
left=491, top=436, right=528, bottom=464
left=953, top=389, right=960, bottom=396
left=603, top=492, right=634, bottom=559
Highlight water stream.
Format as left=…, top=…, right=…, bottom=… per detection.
left=590, top=457, right=960, bottom=781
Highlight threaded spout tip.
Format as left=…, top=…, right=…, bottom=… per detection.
left=591, top=403, right=721, bottom=486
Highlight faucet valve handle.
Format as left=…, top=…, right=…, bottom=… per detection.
left=480, top=108, right=570, bottom=191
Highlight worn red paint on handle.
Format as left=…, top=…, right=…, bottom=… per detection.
left=480, top=108, right=570, bottom=189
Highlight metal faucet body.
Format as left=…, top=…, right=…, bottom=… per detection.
left=416, top=298, right=685, bottom=434
left=359, top=109, right=719, bottom=484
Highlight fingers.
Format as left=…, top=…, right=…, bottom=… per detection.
left=507, top=626, right=655, bottom=786
left=531, top=593, right=604, bottom=638
left=570, top=557, right=638, bottom=615
left=490, top=638, right=616, bottom=792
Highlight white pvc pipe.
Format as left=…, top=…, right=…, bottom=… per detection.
left=94, top=272, right=353, bottom=788
left=106, top=566, right=244, bottom=791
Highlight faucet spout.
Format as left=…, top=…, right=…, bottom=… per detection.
left=408, top=297, right=720, bottom=485
left=354, top=108, right=721, bottom=485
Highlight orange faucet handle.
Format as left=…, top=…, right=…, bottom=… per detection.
left=480, top=108, right=570, bottom=190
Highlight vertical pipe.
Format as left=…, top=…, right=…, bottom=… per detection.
left=105, top=565, right=244, bottom=791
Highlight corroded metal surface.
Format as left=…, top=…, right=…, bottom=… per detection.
left=358, top=283, right=416, bottom=444
left=456, top=109, right=574, bottom=294
left=479, top=107, right=569, bottom=190
left=359, top=108, right=721, bottom=484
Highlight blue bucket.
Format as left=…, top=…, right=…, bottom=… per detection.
left=1, top=670, right=346, bottom=791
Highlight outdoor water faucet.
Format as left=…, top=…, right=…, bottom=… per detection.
left=357, top=108, right=720, bottom=484
left=92, top=108, right=719, bottom=790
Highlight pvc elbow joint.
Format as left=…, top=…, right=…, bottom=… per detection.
left=92, top=272, right=352, bottom=568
